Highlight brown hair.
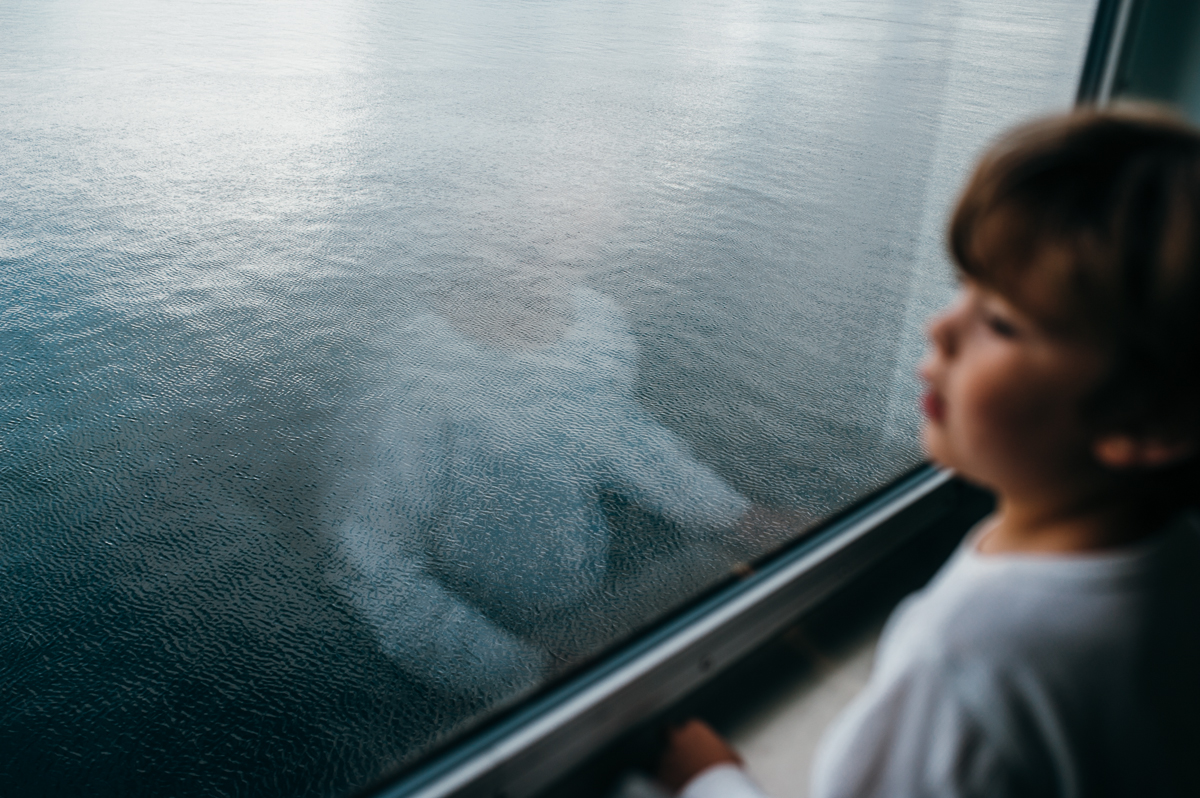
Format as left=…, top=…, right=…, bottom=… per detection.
left=950, top=106, right=1200, bottom=449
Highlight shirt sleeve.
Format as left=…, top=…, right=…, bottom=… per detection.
left=680, top=764, right=771, bottom=798
left=604, top=419, right=751, bottom=536
left=809, top=656, right=1056, bottom=798
left=329, top=522, right=549, bottom=700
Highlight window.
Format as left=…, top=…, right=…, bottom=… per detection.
left=1, top=1, right=1097, bottom=796
left=1107, top=0, right=1200, bottom=117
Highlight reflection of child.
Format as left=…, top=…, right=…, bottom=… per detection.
left=402, top=286, right=752, bottom=649
left=332, top=285, right=755, bottom=696
left=660, top=108, right=1200, bottom=797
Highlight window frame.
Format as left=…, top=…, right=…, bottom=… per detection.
left=1077, top=0, right=1140, bottom=104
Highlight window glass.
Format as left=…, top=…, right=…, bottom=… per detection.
left=1, top=1, right=1096, bottom=794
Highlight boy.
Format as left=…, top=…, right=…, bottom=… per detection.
left=657, top=107, right=1200, bottom=797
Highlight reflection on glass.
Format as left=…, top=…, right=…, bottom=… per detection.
left=0, top=0, right=1097, bottom=794
left=332, top=282, right=752, bottom=699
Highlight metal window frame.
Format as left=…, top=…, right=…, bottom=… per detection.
left=1077, top=0, right=1141, bottom=105
left=367, top=4, right=1132, bottom=796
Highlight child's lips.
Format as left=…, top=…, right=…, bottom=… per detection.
left=921, top=390, right=946, bottom=422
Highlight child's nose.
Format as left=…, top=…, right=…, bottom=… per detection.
left=927, top=290, right=970, bottom=356
left=927, top=308, right=957, bottom=357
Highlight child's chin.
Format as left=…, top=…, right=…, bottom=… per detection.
left=919, top=432, right=964, bottom=477
left=919, top=425, right=942, bottom=462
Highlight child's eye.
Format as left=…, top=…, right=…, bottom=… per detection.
left=985, top=315, right=1018, bottom=338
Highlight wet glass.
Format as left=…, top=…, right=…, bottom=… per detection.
left=1, top=0, right=1096, bottom=794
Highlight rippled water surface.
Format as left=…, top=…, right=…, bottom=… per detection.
left=2, top=0, right=1095, bottom=794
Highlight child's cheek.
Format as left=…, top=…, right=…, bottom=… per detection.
left=938, top=374, right=1016, bottom=466
left=973, top=377, right=1067, bottom=465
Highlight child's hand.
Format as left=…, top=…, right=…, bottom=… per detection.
left=656, top=718, right=743, bottom=793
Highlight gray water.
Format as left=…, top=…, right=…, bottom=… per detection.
left=1, top=1, right=1094, bottom=795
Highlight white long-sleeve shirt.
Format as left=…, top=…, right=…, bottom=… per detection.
left=683, top=511, right=1200, bottom=798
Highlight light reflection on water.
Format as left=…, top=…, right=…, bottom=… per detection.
left=1, top=0, right=1094, bottom=794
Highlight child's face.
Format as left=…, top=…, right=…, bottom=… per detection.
left=919, top=279, right=1109, bottom=497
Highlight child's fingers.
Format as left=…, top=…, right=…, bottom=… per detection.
left=657, top=718, right=743, bottom=793
left=673, top=719, right=744, bottom=765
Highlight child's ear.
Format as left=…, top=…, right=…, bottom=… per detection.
left=1092, top=433, right=1195, bottom=470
